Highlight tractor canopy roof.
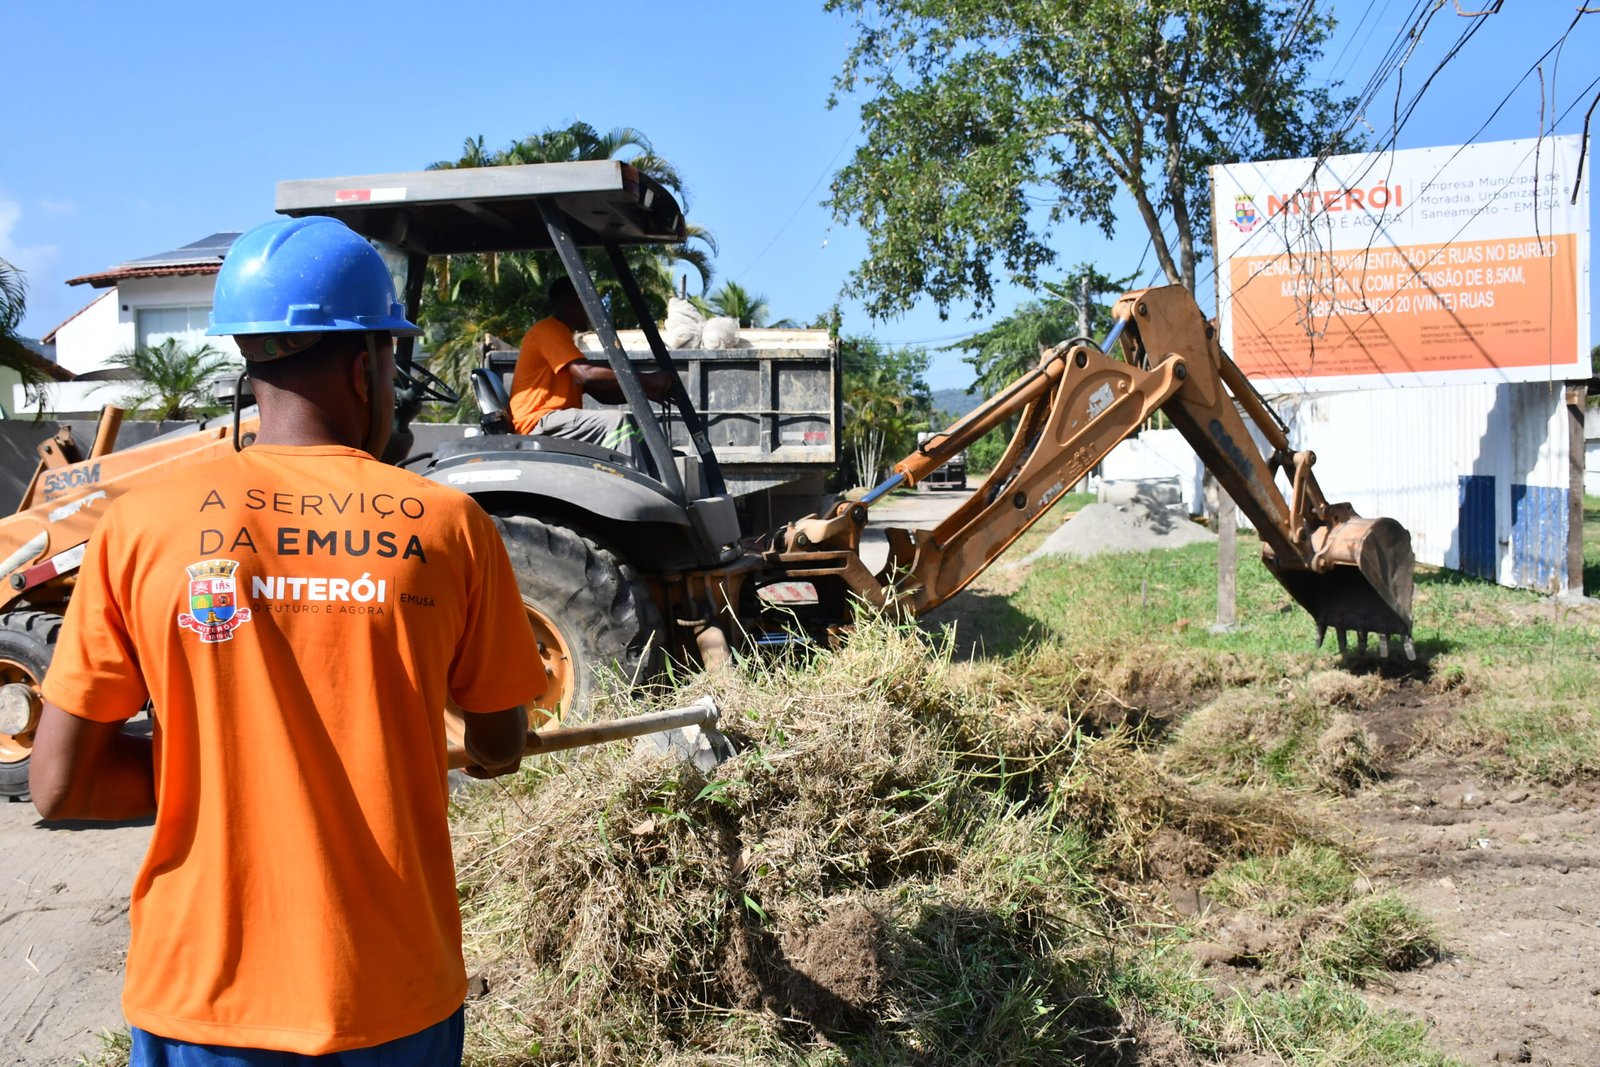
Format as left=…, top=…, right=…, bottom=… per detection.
left=275, top=160, right=686, bottom=256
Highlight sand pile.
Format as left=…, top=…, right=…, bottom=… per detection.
left=1028, top=478, right=1215, bottom=562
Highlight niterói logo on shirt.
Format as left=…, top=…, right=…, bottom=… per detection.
left=177, top=559, right=253, bottom=643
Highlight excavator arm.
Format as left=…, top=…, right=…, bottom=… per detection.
left=765, top=285, right=1415, bottom=654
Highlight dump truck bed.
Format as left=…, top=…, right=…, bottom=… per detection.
left=481, top=328, right=840, bottom=522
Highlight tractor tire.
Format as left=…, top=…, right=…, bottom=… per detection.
left=491, top=515, right=663, bottom=724
left=0, top=611, right=61, bottom=801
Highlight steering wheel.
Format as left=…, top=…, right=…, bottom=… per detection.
left=396, top=359, right=459, bottom=406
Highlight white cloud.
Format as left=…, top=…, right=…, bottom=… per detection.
left=38, top=198, right=76, bottom=216
left=0, top=194, right=60, bottom=275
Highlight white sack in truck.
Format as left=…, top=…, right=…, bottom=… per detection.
left=663, top=297, right=704, bottom=349
left=701, top=316, right=741, bottom=349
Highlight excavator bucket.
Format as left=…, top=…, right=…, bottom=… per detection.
left=1266, top=516, right=1417, bottom=659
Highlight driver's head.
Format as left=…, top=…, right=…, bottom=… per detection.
left=549, top=276, right=589, bottom=331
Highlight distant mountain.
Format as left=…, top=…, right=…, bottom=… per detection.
left=930, top=386, right=981, bottom=420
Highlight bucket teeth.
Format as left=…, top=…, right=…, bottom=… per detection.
left=1378, top=634, right=1390, bottom=658
left=1316, top=624, right=1328, bottom=649
left=1358, top=631, right=1369, bottom=653
left=1403, top=636, right=1416, bottom=661
left=1336, top=628, right=1349, bottom=654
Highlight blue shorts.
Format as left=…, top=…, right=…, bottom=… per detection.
left=129, top=1006, right=464, bottom=1066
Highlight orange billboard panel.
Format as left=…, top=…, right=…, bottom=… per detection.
left=1229, top=234, right=1580, bottom=382
left=1212, top=136, right=1590, bottom=392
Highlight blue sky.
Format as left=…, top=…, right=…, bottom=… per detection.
left=3, top=2, right=1595, bottom=389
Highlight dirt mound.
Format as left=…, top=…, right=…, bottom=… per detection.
left=1026, top=490, right=1215, bottom=562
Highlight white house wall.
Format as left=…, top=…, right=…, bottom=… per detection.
left=51, top=291, right=121, bottom=375
left=1096, top=381, right=1576, bottom=594
left=11, top=378, right=148, bottom=417
left=52, top=275, right=240, bottom=376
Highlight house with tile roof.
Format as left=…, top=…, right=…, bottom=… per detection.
left=43, top=232, right=241, bottom=377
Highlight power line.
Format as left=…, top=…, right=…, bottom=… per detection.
left=728, top=126, right=859, bottom=284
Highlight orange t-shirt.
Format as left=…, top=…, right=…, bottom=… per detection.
left=508, top=316, right=584, bottom=433
left=41, top=444, right=547, bottom=1055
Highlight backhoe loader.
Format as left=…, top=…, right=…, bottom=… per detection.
left=0, top=161, right=1414, bottom=799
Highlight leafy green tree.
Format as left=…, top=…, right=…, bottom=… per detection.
left=109, top=338, right=239, bottom=420
left=826, top=0, right=1352, bottom=317
left=952, top=263, right=1135, bottom=397
left=421, top=122, right=717, bottom=395
left=0, top=258, right=46, bottom=391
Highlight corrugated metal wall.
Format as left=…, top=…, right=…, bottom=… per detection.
left=1098, top=381, right=1577, bottom=594
left=1277, top=381, right=1574, bottom=594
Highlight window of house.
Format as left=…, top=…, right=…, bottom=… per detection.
left=135, top=305, right=211, bottom=350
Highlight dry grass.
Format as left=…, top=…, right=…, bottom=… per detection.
left=1162, top=672, right=1384, bottom=794
left=450, top=616, right=1432, bottom=1066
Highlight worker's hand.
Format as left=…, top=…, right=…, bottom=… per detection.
left=642, top=369, right=675, bottom=402
left=458, top=705, right=531, bottom=779
left=460, top=755, right=523, bottom=780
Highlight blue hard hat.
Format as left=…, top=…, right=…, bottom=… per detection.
left=208, top=216, right=420, bottom=339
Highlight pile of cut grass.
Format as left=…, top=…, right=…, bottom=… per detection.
left=1164, top=671, right=1385, bottom=794
left=451, top=617, right=1449, bottom=1066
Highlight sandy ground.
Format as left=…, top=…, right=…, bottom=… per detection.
left=0, top=798, right=150, bottom=1065
left=1356, top=756, right=1600, bottom=1066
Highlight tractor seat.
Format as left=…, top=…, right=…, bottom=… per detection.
left=469, top=368, right=513, bottom=435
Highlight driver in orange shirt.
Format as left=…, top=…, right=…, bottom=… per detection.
left=508, top=276, right=672, bottom=468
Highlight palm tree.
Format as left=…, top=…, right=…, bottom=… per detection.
left=420, top=122, right=718, bottom=398
left=0, top=259, right=46, bottom=390
left=707, top=281, right=770, bottom=328
left=840, top=342, right=934, bottom=487
left=108, top=338, right=240, bottom=420
left=421, top=253, right=551, bottom=416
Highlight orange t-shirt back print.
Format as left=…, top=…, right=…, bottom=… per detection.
left=43, top=444, right=546, bottom=1055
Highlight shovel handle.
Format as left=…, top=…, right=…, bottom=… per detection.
left=446, top=695, right=720, bottom=770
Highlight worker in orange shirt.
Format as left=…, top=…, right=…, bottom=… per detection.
left=508, top=276, right=672, bottom=468
left=28, top=216, right=547, bottom=1066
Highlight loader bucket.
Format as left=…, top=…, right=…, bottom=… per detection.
left=1266, top=516, right=1416, bottom=657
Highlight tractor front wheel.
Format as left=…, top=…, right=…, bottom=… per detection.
left=0, top=611, right=61, bottom=800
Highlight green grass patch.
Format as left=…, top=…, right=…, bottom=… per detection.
left=73, top=1030, right=130, bottom=1067
left=1440, top=660, right=1600, bottom=782
left=941, top=537, right=1600, bottom=668
left=1232, top=979, right=1461, bottom=1065
left=1302, top=894, right=1443, bottom=985
left=1206, top=844, right=1359, bottom=918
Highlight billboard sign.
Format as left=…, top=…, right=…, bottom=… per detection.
left=1211, top=135, right=1590, bottom=392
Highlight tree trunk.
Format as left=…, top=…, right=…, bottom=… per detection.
left=1126, top=184, right=1183, bottom=288
left=1161, top=102, right=1198, bottom=293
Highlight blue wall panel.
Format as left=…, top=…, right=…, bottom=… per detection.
left=1510, top=484, right=1569, bottom=592
left=1457, top=475, right=1496, bottom=581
